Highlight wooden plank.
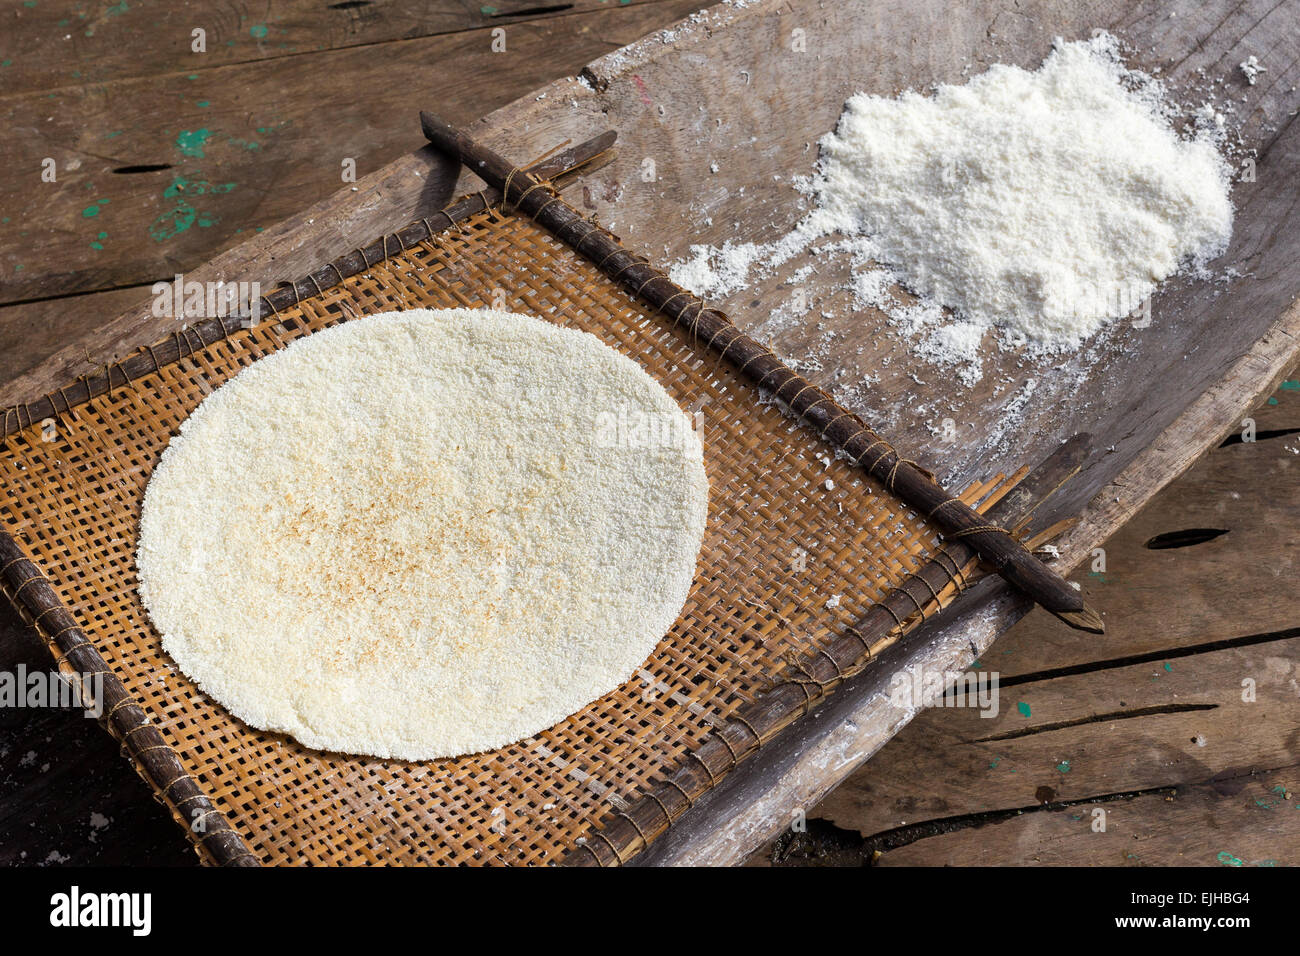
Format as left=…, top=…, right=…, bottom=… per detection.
left=876, top=770, right=1300, bottom=867
left=636, top=319, right=1300, bottom=865
left=0, top=287, right=154, bottom=395
left=811, top=634, right=1300, bottom=837
left=771, top=373, right=1300, bottom=864
left=0, top=0, right=701, bottom=307
left=737, top=372, right=1300, bottom=865
left=983, top=379, right=1300, bottom=678
left=0, top=0, right=670, bottom=93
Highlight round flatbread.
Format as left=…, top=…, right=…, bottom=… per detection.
left=137, top=308, right=708, bottom=760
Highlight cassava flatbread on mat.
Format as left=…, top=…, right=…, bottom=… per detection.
left=137, top=308, right=709, bottom=760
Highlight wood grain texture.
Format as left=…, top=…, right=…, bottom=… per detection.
left=765, top=376, right=1300, bottom=866
left=988, top=387, right=1300, bottom=678
left=814, top=636, right=1300, bottom=836
left=0, top=0, right=671, bottom=93
left=876, top=772, right=1300, bottom=867
left=0, top=0, right=700, bottom=310
left=0, top=286, right=153, bottom=391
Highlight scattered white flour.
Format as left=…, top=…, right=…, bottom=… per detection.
left=668, top=33, right=1234, bottom=385
left=1239, top=55, right=1266, bottom=85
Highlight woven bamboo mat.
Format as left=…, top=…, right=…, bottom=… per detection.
left=0, top=202, right=1020, bottom=865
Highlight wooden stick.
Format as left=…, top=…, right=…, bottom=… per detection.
left=419, top=111, right=1103, bottom=634
left=565, top=434, right=1093, bottom=866
left=0, top=130, right=618, bottom=442
left=0, top=530, right=260, bottom=866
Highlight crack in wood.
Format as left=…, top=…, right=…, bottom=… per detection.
left=1145, top=528, right=1231, bottom=550
left=1219, top=426, right=1300, bottom=446
left=771, top=759, right=1300, bottom=865
left=996, top=625, right=1300, bottom=688
left=971, top=703, right=1219, bottom=743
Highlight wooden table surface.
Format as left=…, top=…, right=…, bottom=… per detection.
left=1, top=1, right=1296, bottom=866
left=756, top=374, right=1300, bottom=866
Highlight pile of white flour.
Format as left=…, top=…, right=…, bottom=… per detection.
left=670, top=33, right=1234, bottom=383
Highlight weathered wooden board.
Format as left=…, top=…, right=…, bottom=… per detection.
left=0, top=0, right=700, bottom=312
left=5, top=0, right=1300, bottom=865
left=877, top=772, right=1299, bottom=867
left=813, top=636, right=1300, bottom=835
left=969, top=380, right=1300, bottom=679
left=759, top=376, right=1300, bottom=865
left=0, top=0, right=670, bottom=93
left=0, top=286, right=152, bottom=393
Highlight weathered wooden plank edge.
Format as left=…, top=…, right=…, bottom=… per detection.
left=633, top=299, right=1300, bottom=866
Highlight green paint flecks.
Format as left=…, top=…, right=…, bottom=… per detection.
left=196, top=100, right=210, bottom=108
left=480, top=5, right=498, bottom=13
left=1056, top=760, right=1071, bottom=773
left=250, top=24, right=268, bottom=39
left=1218, top=850, right=1278, bottom=867
left=81, top=198, right=109, bottom=218
left=1017, top=701, right=1031, bottom=718
left=988, top=757, right=1000, bottom=769
left=1280, top=380, right=1299, bottom=391
left=89, top=230, right=107, bottom=251
left=106, top=0, right=128, bottom=15
left=175, top=128, right=211, bottom=158
left=150, top=176, right=236, bottom=241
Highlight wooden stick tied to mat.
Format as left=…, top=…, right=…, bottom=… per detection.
left=419, top=111, right=1102, bottom=635
left=0, top=531, right=260, bottom=866
left=564, top=434, right=1091, bottom=866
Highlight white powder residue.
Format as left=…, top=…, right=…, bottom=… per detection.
left=669, top=218, right=823, bottom=299
left=669, top=240, right=766, bottom=298
left=669, top=32, right=1235, bottom=385
left=1239, top=55, right=1265, bottom=85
